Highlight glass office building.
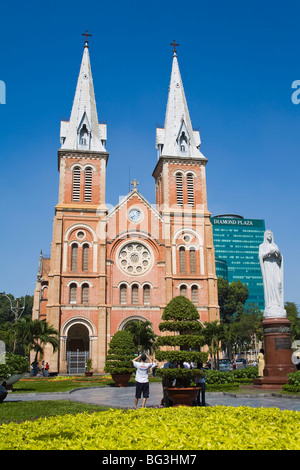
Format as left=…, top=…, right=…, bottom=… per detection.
left=211, top=215, right=265, bottom=311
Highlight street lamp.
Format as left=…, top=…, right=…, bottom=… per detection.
left=0, top=293, right=25, bottom=322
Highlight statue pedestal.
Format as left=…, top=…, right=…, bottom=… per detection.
left=253, top=318, right=296, bottom=390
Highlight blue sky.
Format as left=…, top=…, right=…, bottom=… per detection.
left=0, top=0, right=299, bottom=306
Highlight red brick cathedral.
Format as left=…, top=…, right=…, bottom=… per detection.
left=32, top=38, right=219, bottom=373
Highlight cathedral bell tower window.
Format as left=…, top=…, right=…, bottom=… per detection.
left=84, top=167, right=93, bottom=202
left=190, top=248, right=196, bottom=273
left=82, top=244, right=89, bottom=271
left=71, top=244, right=78, bottom=271
left=191, top=285, right=198, bottom=305
left=187, top=173, right=194, bottom=207
left=72, top=167, right=81, bottom=202
left=81, top=284, right=89, bottom=304
left=69, top=283, right=77, bottom=304
left=179, top=247, right=186, bottom=273
left=176, top=172, right=183, bottom=206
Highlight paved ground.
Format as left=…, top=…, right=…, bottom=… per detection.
left=4, top=382, right=300, bottom=411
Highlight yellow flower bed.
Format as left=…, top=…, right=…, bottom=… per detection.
left=0, top=406, right=300, bottom=450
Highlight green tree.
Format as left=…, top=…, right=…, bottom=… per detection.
left=217, top=278, right=249, bottom=324
left=124, top=320, right=157, bottom=354
left=285, top=302, right=300, bottom=342
left=13, top=318, right=59, bottom=365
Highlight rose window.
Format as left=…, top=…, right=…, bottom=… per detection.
left=117, top=242, right=152, bottom=275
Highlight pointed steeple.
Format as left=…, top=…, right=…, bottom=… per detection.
left=156, top=48, right=205, bottom=160
left=60, top=36, right=107, bottom=152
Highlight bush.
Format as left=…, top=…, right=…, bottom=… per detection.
left=1, top=407, right=300, bottom=450
left=5, top=354, right=29, bottom=374
left=104, top=330, right=135, bottom=375
left=0, top=354, right=29, bottom=381
left=282, top=371, right=300, bottom=393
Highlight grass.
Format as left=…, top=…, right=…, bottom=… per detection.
left=11, top=375, right=162, bottom=393
left=0, top=400, right=109, bottom=425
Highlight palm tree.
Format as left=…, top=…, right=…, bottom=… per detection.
left=14, top=318, right=59, bottom=367
left=124, top=320, right=156, bottom=354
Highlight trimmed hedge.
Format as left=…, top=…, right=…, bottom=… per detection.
left=0, top=407, right=300, bottom=450
left=104, top=331, right=135, bottom=375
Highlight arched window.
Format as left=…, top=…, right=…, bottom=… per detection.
left=72, top=166, right=81, bottom=201
left=190, top=248, right=196, bottom=274
left=42, top=286, right=48, bottom=299
left=69, top=283, right=77, bottom=304
left=120, top=284, right=127, bottom=305
left=143, top=285, right=150, bottom=305
left=179, top=247, right=186, bottom=273
left=176, top=172, right=183, bottom=206
left=191, top=285, right=198, bottom=305
left=71, top=244, right=78, bottom=272
left=82, top=244, right=89, bottom=271
left=79, top=124, right=89, bottom=147
left=84, top=167, right=92, bottom=202
left=81, top=283, right=89, bottom=304
left=187, top=173, right=194, bottom=207
left=180, top=285, right=187, bottom=297
left=132, top=284, right=139, bottom=304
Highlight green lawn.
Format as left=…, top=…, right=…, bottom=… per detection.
left=11, top=375, right=161, bottom=393
left=0, top=400, right=109, bottom=425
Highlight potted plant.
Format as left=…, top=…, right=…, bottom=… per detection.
left=104, top=330, right=135, bottom=387
left=85, top=358, right=93, bottom=377
left=155, top=296, right=208, bottom=406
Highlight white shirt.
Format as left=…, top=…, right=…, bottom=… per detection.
left=133, top=361, right=156, bottom=383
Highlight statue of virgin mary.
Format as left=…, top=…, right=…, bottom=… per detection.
left=259, top=230, right=286, bottom=318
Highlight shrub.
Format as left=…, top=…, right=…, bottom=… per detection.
left=0, top=407, right=300, bottom=450
left=5, top=354, right=29, bottom=374
left=0, top=354, right=29, bottom=381
left=104, top=330, right=135, bottom=375
left=155, top=296, right=208, bottom=387
left=282, top=371, right=300, bottom=393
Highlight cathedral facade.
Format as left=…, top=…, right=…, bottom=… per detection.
left=32, top=39, right=219, bottom=373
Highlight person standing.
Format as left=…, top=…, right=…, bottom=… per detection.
left=258, top=349, right=265, bottom=377
left=132, top=354, right=156, bottom=409
left=195, top=363, right=206, bottom=407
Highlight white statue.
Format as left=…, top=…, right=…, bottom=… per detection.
left=259, top=229, right=286, bottom=318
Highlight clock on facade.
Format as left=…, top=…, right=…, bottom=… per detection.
left=128, top=209, right=142, bottom=222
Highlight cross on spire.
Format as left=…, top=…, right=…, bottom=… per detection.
left=170, top=40, right=179, bottom=54
left=131, top=179, right=139, bottom=190
left=82, top=30, right=92, bottom=47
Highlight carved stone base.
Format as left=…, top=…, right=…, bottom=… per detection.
left=253, top=318, right=296, bottom=390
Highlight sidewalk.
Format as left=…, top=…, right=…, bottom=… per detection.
left=5, top=382, right=300, bottom=411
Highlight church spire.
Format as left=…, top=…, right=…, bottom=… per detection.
left=60, top=33, right=107, bottom=152
left=156, top=44, right=205, bottom=160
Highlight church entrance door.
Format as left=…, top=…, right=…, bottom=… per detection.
left=66, top=323, right=89, bottom=374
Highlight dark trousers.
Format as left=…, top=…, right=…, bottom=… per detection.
left=196, top=383, right=205, bottom=406
left=162, top=378, right=173, bottom=407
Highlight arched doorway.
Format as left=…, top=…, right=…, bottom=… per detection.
left=66, top=323, right=90, bottom=374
